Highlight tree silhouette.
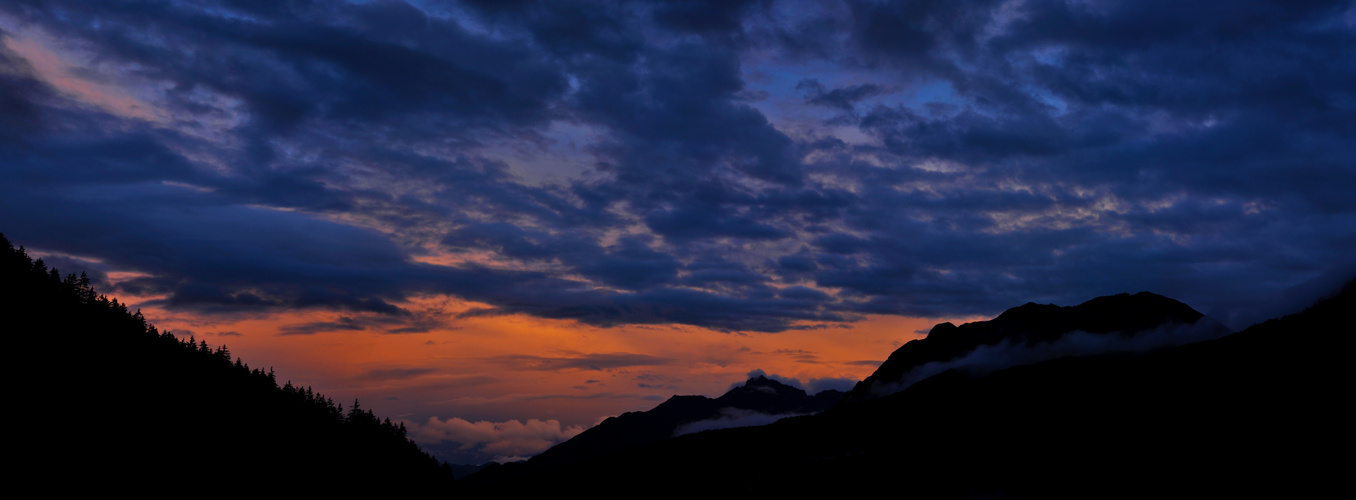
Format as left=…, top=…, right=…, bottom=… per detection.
left=1, top=232, right=456, bottom=495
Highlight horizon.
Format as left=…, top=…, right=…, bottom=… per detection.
left=3, top=1, right=1354, bottom=464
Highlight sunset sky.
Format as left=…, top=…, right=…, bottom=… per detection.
left=3, top=0, right=1354, bottom=464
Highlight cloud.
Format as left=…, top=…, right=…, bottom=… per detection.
left=867, top=317, right=1234, bottom=397
left=804, top=376, right=859, bottom=394
left=362, top=367, right=439, bottom=381
left=673, top=408, right=803, bottom=437
left=797, top=78, right=884, bottom=112
left=1, top=0, right=1353, bottom=335
left=741, top=368, right=855, bottom=395
left=521, top=392, right=666, bottom=402
left=408, top=416, right=585, bottom=464
left=278, top=317, right=370, bottom=335
left=491, top=351, right=675, bottom=371
left=771, top=349, right=819, bottom=362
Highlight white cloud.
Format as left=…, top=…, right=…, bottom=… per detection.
left=673, top=408, right=803, bottom=437
left=408, top=416, right=586, bottom=463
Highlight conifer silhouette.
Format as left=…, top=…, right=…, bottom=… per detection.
left=1, top=232, right=456, bottom=495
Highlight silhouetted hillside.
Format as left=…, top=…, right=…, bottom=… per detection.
left=848, top=291, right=1232, bottom=400
left=2, top=233, right=455, bottom=495
left=469, top=375, right=841, bottom=481
left=462, top=284, right=1349, bottom=496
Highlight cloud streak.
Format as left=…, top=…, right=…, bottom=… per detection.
left=491, top=352, right=675, bottom=372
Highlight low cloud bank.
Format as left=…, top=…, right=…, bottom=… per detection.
left=673, top=408, right=805, bottom=437
left=408, top=416, right=585, bottom=465
left=870, top=319, right=1233, bottom=397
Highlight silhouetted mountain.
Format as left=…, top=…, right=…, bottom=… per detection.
left=461, top=283, right=1350, bottom=496
left=712, top=375, right=844, bottom=419
left=1, top=233, right=455, bottom=495
left=538, top=376, right=841, bottom=463
left=848, top=291, right=1232, bottom=400
left=469, top=375, right=841, bottom=481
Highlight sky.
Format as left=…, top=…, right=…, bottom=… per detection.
left=2, top=0, right=1354, bottom=464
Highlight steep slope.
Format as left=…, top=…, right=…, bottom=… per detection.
left=461, top=284, right=1349, bottom=496
left=468, top=376, right=842, bottom=481
left=2, top=234, right=455, bottom=495
left=848, top=291, right=1232, bottom=400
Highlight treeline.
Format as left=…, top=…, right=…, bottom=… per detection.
left=2, top=233, right=454, bottom=494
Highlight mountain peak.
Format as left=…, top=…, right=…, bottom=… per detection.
left=745, top=374, right=776, bottom=384
left=848, top=291, right=1230, bottom=401
left=461, top=279, right=1355, bottom=495
left=520, top=374, right=843, bottom=469
left=927, top=322, right=958, bottom=337
left=739, top=374, right=799, bottom=391
left=718, top=376, right=810, bottom=407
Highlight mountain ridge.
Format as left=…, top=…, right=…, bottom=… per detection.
left=462, top=283, right=1348, bottom=494
left=1, top=233, right=456, bottom=495
left=516, top=375, right=843, bottom=470
left=9, top=226, right=1345, bottom=495
left=847, top=291, right=1232, bottom=400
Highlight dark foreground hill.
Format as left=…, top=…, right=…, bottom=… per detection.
left=463, top=283, right=1351, bottom=496
left=2, top=234, right=455, bottom=495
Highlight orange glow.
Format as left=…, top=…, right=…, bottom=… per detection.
left=128, top=288, right=978, bottom=429
left=1, top=29, right=163, bottom=122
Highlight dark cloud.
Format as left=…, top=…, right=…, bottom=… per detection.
left=491, top=352, right=675, bottom=371
left=797, top=78, right=884, bottom=112
left=20, top=0, right=566, bottom=136
left=1, top=0, right=1353, bottom=335
left=771, top=348, right=819, bottom=363
left=0, top=31, right=54, bottom=144
left=573, top=236, right=683, bottom=290
left=362, top=367, right=439, bottom=381
left=521, top=392, right=666, bottom=402
left=279, top=317, right=370, bottom=336
left=845, top=360, right=884, bottom=367
left=651, top=0, right=761, bottom=36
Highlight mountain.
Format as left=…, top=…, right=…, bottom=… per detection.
left=460, top=283, right=1350, bottom=496
left=847, top=291, right=1233, bottom=400
left=467, top=375, right=842, bottom=482
left=1, top=234, right=455, bottom=495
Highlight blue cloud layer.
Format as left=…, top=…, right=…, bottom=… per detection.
left=2, top=0, right=1353, bottom=331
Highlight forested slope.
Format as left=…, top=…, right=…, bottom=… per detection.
left=2, top=233, right=455, bottom=495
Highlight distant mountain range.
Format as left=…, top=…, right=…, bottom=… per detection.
left=498, top=291, right=1230, bottom=481
left=515, top=375, right=842, bottom=468
left=6, top=229, right=1347, bottom=496
left=464, top=281, right=1351, bottom=496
